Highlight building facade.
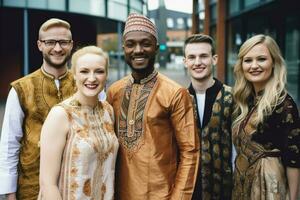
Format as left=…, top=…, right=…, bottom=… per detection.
left=203, top=0, right=300, bottom=106
left=0, top=0, right=147, bottom=99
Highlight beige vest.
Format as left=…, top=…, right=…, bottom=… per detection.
left=11, top=68, right=75, bottom=200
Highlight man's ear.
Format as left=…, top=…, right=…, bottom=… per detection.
left=37, top=40, right=43, bottom=52
left=183, top=57, right=188, bottom=69
left=212, top=54, right=218, bottom=66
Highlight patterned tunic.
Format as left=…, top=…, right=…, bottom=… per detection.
left=188, top=78, right=233, bottom=200
left=107, top=71, right=199, bottom=200
left=11, top=68, right=75, bottom=200
left=232, top=93, right=300, bottom=200
left=57, top=97, right=119, bottom=200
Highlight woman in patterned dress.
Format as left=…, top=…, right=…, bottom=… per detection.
left=232, top=34, right=300, bottom=200
left=39, top=46, right=119, bottom=200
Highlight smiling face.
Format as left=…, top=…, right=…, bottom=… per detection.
left=123, top=31, right=158, bottom=73
left=74, top=53, right=107, bottom=100
left=38, top=26, right=73, bottom=69
left=184, top=42, right=217, bottom=82
left=242, top=43, right=273, bottom=93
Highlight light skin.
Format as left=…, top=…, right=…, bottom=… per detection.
left=287, top=167, right=300, bottom=200
left=39, top=53, right=107, bottom=199
left=6, top=25, right=73, bottom=200
left=242, top=43, right=300, bottom=200
left=242, top=43, right=273, bottom=95
left=37, top=26, right=73, bottom=79
left=123, top=31, right=158, bottom=82
left=183, top=42, right=217, bottom=93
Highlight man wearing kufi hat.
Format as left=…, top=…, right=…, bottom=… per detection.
left=107, top=13, right=199, bottom=200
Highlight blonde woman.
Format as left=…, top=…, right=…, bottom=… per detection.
left=232, top=34, right=300, bottom=200
left=39, top=46, right=119, bottom=199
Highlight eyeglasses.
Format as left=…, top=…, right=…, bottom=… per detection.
left=39, top=39, right=72, bottom=48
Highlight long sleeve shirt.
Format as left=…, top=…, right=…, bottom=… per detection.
left=0, top=88, right=24, bottom=194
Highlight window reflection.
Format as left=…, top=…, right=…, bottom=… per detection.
left=69, top=0, right=105, bottom=17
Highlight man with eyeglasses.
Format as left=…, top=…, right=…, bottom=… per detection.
left=0, top=18, right=75, bottom=200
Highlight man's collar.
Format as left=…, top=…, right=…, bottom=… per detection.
left=130, top=70, right=158, bottom=84
left=41, top=66, right=69, bottom=80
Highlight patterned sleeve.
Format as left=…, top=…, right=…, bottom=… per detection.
left=280, top=95, right=300, bottom=168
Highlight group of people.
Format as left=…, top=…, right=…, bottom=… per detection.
left=0, top=12, right=299, bottom=200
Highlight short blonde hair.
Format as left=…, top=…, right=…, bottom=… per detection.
left=71, top=46, right=109, bottom=74
left=39, top=18, right=71, bottom=39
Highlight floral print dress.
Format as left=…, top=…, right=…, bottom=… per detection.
left=57, top=97, right=119, bottom=200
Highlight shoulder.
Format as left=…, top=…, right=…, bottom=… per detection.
left=155, top=73, right=192, bottom=105
left=107, top=75, right=130, bottom=94
left=11, top=69, right=41, bottom=86
left=156, top=73, right=186, bottom=92
left=101, top=100, right=114, bottom=114
left=11, top=69, right=42, bottom=92
left=277, top=94, right=299, bottom=115
left=49, top=105, right=68, bottom=119
left=271, top=93, right=299, bottom=124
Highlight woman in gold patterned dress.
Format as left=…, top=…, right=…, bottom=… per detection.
left=232, top=34, right=300, bottom=200
left=39, top=46, right=119, bottom=200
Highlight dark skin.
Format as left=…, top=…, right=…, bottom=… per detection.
left=123, top=31, right=159, bottom=83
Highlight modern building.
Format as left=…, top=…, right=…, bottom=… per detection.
left=202, top=0, right=300, bottom=105
left=148, top=1, right=205, bottom=69
left=0, top=0, right=147, bottom=99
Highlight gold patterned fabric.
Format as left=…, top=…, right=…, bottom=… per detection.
left=232, top=94, right=300, bottom=200
left=107, top=71, right=200, bottom=200
left=56, top=97, right=119, bottom=200
left=188, top=79, right=233, bottom=200
left=11, top=68, right=75, bottom=200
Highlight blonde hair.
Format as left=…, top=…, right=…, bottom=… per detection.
left=232, top=34, right=287, bottom=130
left=71, top=46, right=109, bottom=74
left=39, top=18, right=71, bottom=39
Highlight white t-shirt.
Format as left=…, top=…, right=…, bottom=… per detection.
left=196, top=93, right=206, bottom=126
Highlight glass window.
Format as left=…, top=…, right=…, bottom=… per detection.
left=229, top=0, right=240, bottom=15
left=48, top=0, right=65, bottom=11
left=167, top=18, right=174, bottom=28
left=199, top=11, right=205, bottom=20
left=130, top=0, right=142, bottom=12
left=226, top=19, right=242, bottom=86
left=244, top=0, right=260, bottom=8
left=285, top=16, right=300, bottom=104
left=150, top=18, right=156, bottom=25
left=187, top=18, right=192, bottom=28
left=210, top=3, right=217, bottom=22
left=108, top=0, right=127, bottom=21
left=176, top=18, right=184, bottom=29
left=3, top=0, right=25, bottom=7
left=143, top=4, right=147, bottom=15
left=69, top=0, right=105, bottom=17
left=27, top=0, right=46, bottom=9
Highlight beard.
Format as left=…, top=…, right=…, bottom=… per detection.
left=126, top=56, right=156, bottom=73
left=43, top=53, right=71, bottom=69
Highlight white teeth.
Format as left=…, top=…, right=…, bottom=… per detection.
left=134, top=58, right=145, bottom=61
left=85, top=84, right=98, bottom=89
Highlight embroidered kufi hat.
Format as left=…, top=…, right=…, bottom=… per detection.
left=123, top=13, right=158, bottom=41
